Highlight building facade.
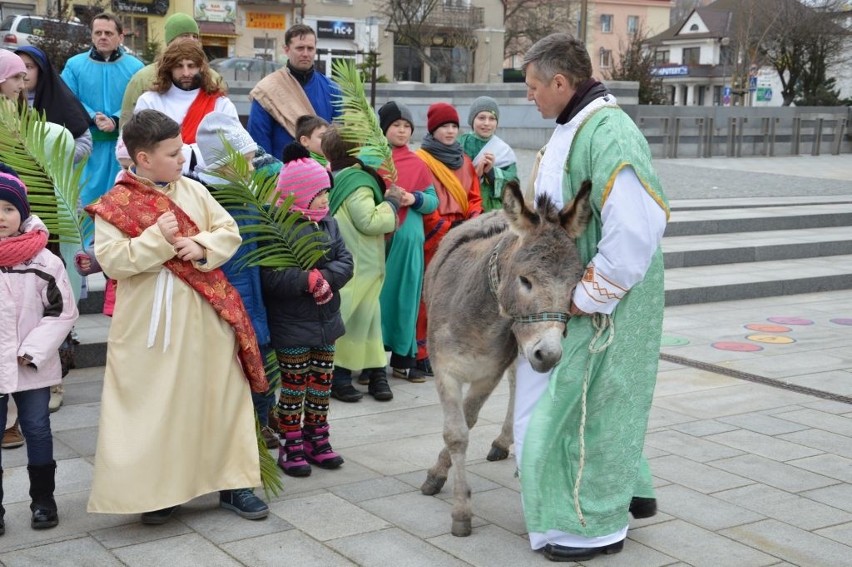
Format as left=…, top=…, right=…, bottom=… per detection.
left=646, top=0, right=785, bottom=106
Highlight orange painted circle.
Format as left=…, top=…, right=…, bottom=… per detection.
left=712, top=341, right=763, bottom=352
left=745, top=324, right=792, bottom=333
left=747, top=334, right=796, bottom=344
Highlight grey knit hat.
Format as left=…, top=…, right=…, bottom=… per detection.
left=196, top=112, right=258, bottom=168
left=378, top=101, right=415, bottom=134
left=467, top=96, right=499, bottom=128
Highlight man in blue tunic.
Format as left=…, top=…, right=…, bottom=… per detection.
left=61, top=13, right=143, bottom=206
left=248, top=23, right=340, bottom=160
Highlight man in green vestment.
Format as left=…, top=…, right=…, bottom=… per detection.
left=513, top=33, right=670, bottom=563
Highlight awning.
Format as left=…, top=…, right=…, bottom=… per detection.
left=198, top=21, right=238, bottom=38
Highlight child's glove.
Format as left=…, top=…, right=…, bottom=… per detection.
left=74, top=247, right=102, bottom=276
left=307, top=268, right=334, bottom=305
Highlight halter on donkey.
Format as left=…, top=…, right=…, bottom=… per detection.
left=421, top=179, right=592, bottom=537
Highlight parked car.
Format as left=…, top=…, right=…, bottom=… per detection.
left=1, top=15, right=89, bottom=51
left=209, top=57, right=283, bottom=80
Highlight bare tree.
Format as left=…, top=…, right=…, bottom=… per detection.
left=605, top=27, right=667, bottom=105
left=502, top=0, right=577, bottom=59
left=375, top=0, right=482, bottom=82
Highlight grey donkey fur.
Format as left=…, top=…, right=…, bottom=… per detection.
left=420, top=179, right=592, bottom=537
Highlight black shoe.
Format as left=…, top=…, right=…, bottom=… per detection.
left=31, top=505, right=58, bottom=530
left=141, top=506, right=179, bottom=525
left=220, top=489, right=269, bottom=520
left=416, top=358, right=434, bottom=377
left=368, top=374, right=394, bottom=401
left=543, top=539, right=624, bottom=562
left=0, top=505, right=4, bottom=536
left=629, top=496, right=657, bottom=519
left=331, top=383, right=363, bottom=403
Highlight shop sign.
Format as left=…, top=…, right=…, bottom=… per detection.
left=246, top=12, right=286, bottom=30
left=114, top=0, right=170, bottom=16
left=651, top=65, right=688, bottom=77
left=195, top=0, right=236, bottom=23
left=317, top=19, right=355, bottom=40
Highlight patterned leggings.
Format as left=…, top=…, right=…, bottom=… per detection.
left=275, top=345, right=335, bottom=434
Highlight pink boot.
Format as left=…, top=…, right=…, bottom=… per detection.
left=302, top=424, right=344, bottom=469
left=278, top=431, right=311, bottom=477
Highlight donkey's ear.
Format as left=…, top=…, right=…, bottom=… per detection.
left=559, top=180, right=592, bottom=239
left=502, top=179, right=539, bottom=232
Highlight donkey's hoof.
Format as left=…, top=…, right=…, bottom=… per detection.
left=451, top=519, right=472, bottom=537
left=421, top=475, right=447, bottom=496
left=486, top=445, right=510, bottom=461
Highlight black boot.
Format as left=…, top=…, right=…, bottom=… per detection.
left=366, top=368, right=393, bottom=401
left=28, top=461, right=58, bottom=530
left=1, top=467, right=5, bottom=536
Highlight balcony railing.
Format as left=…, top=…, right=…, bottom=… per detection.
left=423, top=5, right=485, bottom=30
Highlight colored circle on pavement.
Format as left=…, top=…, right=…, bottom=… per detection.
left=767, top=317, right=814, bottom=325
left=661, top=335, right=690, bottom=346
left=830, top=318, right=852, bottom=326
left=712, top=341, right=763, bottom=352
left=747, top=334, right=796, bottom=345
left=745, top=324, right=791, bottom=333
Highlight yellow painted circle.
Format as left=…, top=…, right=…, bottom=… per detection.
left=746, top=334, right=795, bottom=344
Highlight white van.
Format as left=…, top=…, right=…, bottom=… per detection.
left=0, top=15, right=89, bottom=51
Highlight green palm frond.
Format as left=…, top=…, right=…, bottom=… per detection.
left=331, top=58, right=397, bottom=184
left=203, top=143, right=328, bottom=271
left=256, top=413, right=284, bottom=498
left=0, top=101, right=89, bottom=245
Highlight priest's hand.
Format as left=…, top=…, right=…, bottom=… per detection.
left=173, top=237, right=206, bottom=262
left=94, top=112, right=116, bottom=132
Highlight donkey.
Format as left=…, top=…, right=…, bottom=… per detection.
left=420, top=179, right=592, bottom=537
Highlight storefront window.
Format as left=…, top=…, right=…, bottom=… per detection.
left=121, top=16, right=148, bottom=56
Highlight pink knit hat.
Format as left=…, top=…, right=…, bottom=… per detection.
left=0, top=50, right=26, bottom=83
left=276, top=143, right=332, bottom=221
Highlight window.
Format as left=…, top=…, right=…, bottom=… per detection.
left=599, top=48, right=612, bottom=68
left=654, top=50, right=670, bottom=64
left=394, top=44, right=422, bottom=82
left=253, top=36, right=276, bottom=60
left=689, top=23, right=699, bottom=31
left=121, top=16, right=148, bottom=56
left=627, top=16, right=639, bottom=35
left=682, top=47, right=700, bottom=65
left=713, top=85, right=722, bottom=105
left=600, top=14, right=613, bottom=33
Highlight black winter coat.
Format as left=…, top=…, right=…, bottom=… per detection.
left=262, top=216, right=354, bottom=349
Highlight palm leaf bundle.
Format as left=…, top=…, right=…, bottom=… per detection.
left=203, top=144, right=328, bottom=272
left=0, top=100, right=89, bottom=245
left=331, top=58, right=397, bottom=184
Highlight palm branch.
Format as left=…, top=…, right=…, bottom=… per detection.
left=203, top=144, right=328, bottom=271
left=0, top=101, right=89, bottom=245
left=331, top=58, right=397, bottom=184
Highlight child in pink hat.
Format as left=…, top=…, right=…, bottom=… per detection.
left=264, top=143, right=354, bottom=477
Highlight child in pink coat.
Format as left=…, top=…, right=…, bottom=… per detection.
left=0, top=172, right=79, bottom=534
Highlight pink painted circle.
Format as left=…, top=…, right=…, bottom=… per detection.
left=830, top=318, right=852, bottom=326
left=745, top=323, right=792, bottom=333
left=712, top=341, right=764, bottom=352
left=746, top=334, right=795, bottom=345
left=767, top=317, right=814, bottom=325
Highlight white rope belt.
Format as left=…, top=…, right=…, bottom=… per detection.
left=147, top=268, right=174, bottom=352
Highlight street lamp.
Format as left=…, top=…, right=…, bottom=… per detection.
left=365, top=16, right=380, bottom=108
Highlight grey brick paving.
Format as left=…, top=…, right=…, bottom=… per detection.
left=5, top=154, right=852, bottom=565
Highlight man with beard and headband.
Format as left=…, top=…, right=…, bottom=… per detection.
left=134, top=38, right=238, bottom=174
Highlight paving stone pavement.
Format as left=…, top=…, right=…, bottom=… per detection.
left=3, top=155, right=852, bottom=566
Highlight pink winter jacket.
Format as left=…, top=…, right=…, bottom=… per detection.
left=0, top=216, right=79, bottom=394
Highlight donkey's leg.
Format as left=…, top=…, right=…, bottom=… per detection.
left=488, top=360, right=517, bottom=461
left=421, top=375, right=463, bottom=497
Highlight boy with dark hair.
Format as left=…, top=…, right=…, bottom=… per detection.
left=85, top=109, right=270, bottom=524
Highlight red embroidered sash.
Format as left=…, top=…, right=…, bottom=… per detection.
left=182, top=90, right=222, bottom=144
left=85, top=175, right=268, bottom=393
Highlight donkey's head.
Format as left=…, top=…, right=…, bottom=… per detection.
left=496, top=180, right=592, bottom=372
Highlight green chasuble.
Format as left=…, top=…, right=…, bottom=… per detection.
left=459, top=132, right=518, bottom=212
left=331, top=167, right=397, bottom=370
left=520, top=106, right=670, bottom=537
